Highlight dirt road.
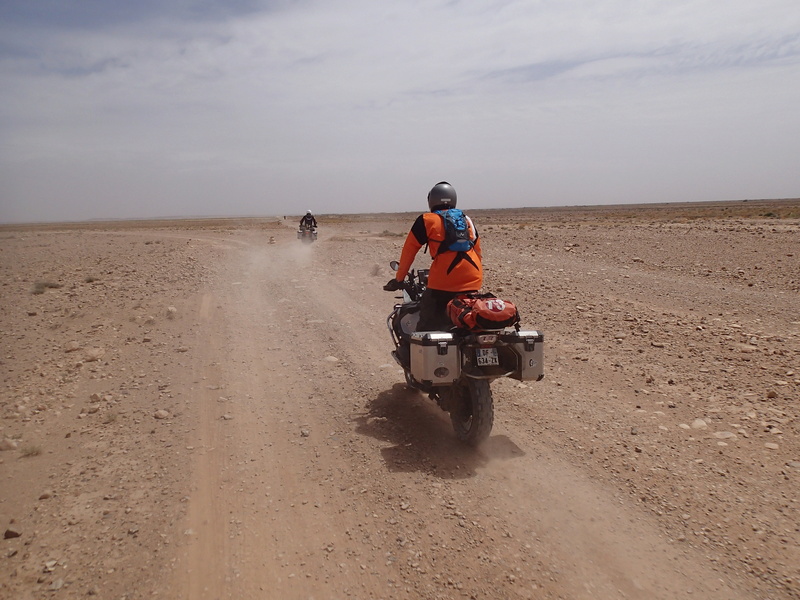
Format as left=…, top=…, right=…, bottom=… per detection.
left=2, top=204, right=798, bottom=599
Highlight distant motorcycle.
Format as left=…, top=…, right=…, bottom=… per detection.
left=385, top=261, right=544, bottom=445
left=297, top=226, right=317, bottom=244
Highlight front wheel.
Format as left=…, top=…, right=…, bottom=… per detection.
left=449, top=378, right=494, bottom=446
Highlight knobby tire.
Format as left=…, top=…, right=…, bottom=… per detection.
left=450, top=378, right=494, bottom=446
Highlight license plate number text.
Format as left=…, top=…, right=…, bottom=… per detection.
left=476, top=347, right=499, bottom=366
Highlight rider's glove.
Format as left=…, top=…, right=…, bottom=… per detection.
left=383, top=278, right=402, bottom=291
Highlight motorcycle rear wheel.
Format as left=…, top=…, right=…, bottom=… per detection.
left=449, top=378, right=494, bottom=446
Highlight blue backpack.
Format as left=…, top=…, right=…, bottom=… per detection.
left=433, top=208, right=476, bottom=256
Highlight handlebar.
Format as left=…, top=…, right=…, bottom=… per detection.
left=386, top=263, right=428, bottom=301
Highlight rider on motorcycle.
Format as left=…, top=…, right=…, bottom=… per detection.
left=299, top=210, right=318, bottom=230
left=384, top=182, right=483, bottom=331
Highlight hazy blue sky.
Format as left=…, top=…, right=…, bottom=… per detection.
left=1, top=0, right=798, bottom=223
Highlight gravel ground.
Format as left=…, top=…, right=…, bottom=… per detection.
left=1, top=199, right=798, bottom=599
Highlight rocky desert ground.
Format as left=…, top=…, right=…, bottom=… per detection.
left=1, top=199, right=799, bottom=600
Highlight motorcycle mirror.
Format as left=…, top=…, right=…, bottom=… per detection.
left=390, top=260, right=399, bottom=271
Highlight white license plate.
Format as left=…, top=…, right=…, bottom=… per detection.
left=476, top=347, right=499, bottom=366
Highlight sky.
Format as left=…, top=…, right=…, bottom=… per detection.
left=1, top=0, right=799, bottom=223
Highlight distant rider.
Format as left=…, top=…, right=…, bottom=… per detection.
left=384, top=181, right=483, bottom=331
left=299, top=210, right=318, bottom=231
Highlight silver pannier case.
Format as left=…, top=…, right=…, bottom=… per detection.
left=409, top=332, right=461, bottom=386
left=499, top=330, right=544, bottom=381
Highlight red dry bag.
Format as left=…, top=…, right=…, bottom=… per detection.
left=447, top=293, right=520, bottom=330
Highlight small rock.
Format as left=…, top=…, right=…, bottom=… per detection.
left=300, top=429, right=310, bottom=437
left=691, top=419, right=708, bottom=430
left=765, top=443, right=779, bottom=450
left=166, top=306, right=178, bottom=319
left=221, top=414, right=234, bottom=420
left=324, top=356, right=339, bottom=363
left=39, top=490, right=54, bottom=500
left=153, top=410, right=170, bottom=420
left=84, top=347, right=105, bottom=362
left=49, top=579, right=64, bottom=591
left=64, top=341, right=81, bottom=353
left=4, top=527, right=21, bottom=539
left=713, top=431, right=737, bottom=440
left=0, top=438, right=19, bottom=451
left=766, top=390, right=778, bottom=399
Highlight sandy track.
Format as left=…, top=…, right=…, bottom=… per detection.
left=2, top=206, right=798, bottom=599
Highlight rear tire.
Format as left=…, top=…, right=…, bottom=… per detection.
left=449, top=378, right=493, bottom=446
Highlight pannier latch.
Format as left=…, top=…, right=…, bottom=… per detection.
left=523, top=338, right=536, bottom=352
left=437, top=341, right=449, bottom=355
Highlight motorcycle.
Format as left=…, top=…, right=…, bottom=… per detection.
left=297, top=226, right=318, bottom=244
left=385, top=261, right=544, bottom=445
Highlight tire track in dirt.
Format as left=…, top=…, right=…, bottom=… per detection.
left=179, top=292, right=230, bottom=599
left=170, top=236, right=406, bottom=598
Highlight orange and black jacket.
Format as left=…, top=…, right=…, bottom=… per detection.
left=394, top=212, right=483, bottom=292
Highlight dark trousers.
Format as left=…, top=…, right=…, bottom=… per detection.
left=417, top=288, right=476, bottom=331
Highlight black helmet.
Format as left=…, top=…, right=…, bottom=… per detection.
left=427, top=181, right=457, bottom=211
